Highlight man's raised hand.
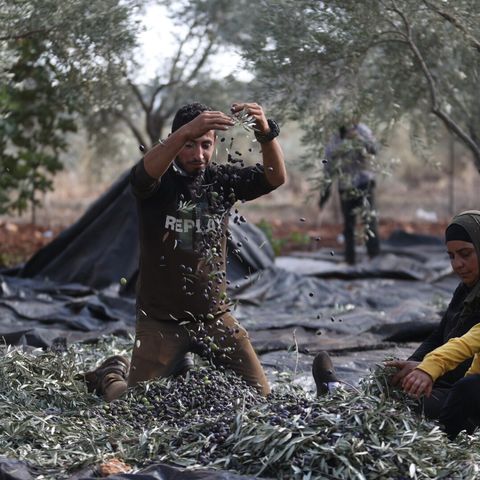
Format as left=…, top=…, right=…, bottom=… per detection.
left=230, top=102, right=269, bottom=134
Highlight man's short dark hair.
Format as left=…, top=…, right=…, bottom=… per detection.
left=171, top=102, right=213, bottom=133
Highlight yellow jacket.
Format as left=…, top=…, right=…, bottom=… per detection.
left=417, top=323, right=480, bottom=381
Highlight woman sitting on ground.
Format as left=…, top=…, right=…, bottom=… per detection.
left=386, top=210, right=480, bottom=422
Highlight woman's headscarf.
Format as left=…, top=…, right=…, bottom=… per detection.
left=446, top=210, right=480, bottom=313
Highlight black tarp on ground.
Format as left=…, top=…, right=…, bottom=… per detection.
left=15, top=172, right=140, bottom=289
left=0, top=244, right=455, bottom=352
left=0, top=255, right=457, bottom=480
left=0, top=457, right=258, bottom=480
left=276, top=229, right=451, bottom=282
left=0, top=275, right=135, bottom=348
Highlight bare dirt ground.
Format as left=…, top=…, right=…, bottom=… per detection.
left=0, top=221, right=63, bottom=268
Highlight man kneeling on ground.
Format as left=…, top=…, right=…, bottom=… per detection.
left=84, top=101, right=287, bottom=401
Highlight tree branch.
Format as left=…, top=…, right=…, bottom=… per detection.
left=168, top=22, right=198, bottom=85
left=391, top=0, right=480, bottom=170
left=142, top=21, right=200, bottom=141
left=423, top=0, right=480, bottom=53
left=184, top=35, right=215, bottom=84
left=391, top=2, right=438, bottom=108
left=116, top=111, right=147, bottom=148
left=0, top=28, right=52, bottom=41
left=145, top=25, right=215, bottom=144
left=127, top=80, right=150, bottom=116
left=147, top=80, right=178, bottom=114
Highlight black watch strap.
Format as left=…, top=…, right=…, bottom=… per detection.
left=255, top=119, right=280, bottom=144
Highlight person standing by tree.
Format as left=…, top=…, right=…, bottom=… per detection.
left=319, top=119, right=380, bottom=265
left=83, top=101, right=286, bottom=401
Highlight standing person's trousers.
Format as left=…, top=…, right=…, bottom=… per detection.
left=339, top=180, right=380, bottom=265
left=105, top=313, right=270, bottom=401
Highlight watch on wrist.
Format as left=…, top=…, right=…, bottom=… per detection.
left=254, top=119, right=280, bottom=144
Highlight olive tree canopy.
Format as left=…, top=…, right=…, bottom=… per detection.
left=0, top=0, right=144, bottom=217
left=209, top=0, right=480, bottom=172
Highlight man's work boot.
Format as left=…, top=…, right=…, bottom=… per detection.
left=312, top=351, right=339, bottom=396
left=79, top=355, right=130, bottom=401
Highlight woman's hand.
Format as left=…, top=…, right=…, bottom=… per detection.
left=384, top=360, right=420, bottom=387
left=401, top=369, right=433, bottom=398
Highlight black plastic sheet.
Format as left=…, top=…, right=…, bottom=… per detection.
left=0, top=457, right=258, bottom=480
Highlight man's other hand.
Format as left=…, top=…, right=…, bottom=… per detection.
left=184, top=111, right=234, bottom=139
